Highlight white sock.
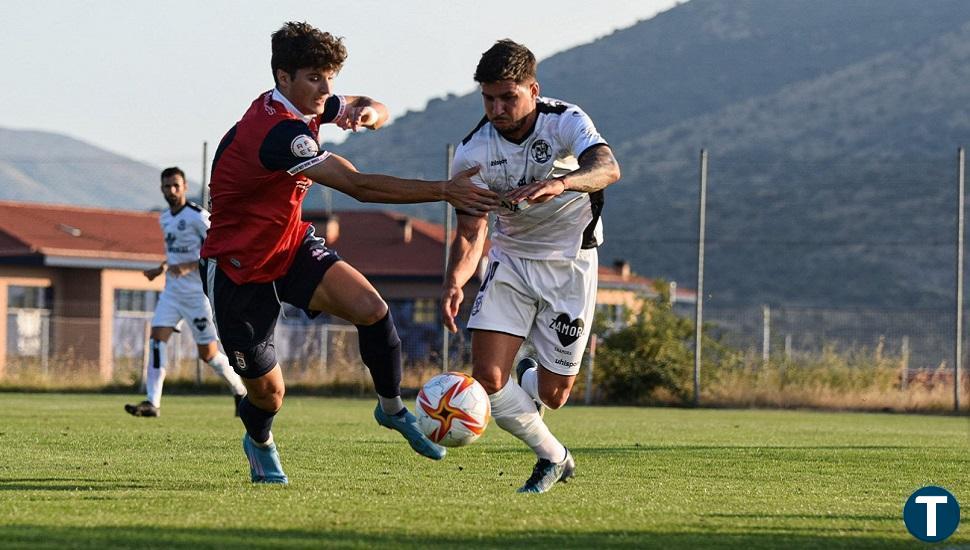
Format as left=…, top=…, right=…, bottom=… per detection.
left=379, top=396, right=405, bottom=415
left=488, top=381, right=565, bottom=462
left=145, top=338, right=166, bottom=407
left=207, top=352, right=247, bottom=396
left=520, top=366, right=540, bottom=403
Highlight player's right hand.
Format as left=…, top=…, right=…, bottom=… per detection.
left=445, top=166, right=499, bottom=216
left=441, top=285, right=464, bottom=333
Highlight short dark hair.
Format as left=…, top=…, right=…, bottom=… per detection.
left=271, top=22, right=347, bottom=84
left=160, top=167, right=185, bottom=182
left=474, top=39, right=536, bottom=84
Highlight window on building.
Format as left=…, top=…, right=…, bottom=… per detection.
left=8, top=285, right=52, bottom=309
left=114, top=289, right=159, bottom=313
left=596, top=303, right=627, bottom=328
left=413, top=298, right=437, bottom=324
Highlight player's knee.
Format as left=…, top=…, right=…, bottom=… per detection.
left=351, top=293, right=388, bottom=326
left=197, top=343, right=218, bottom=362
left=249, top=384, right=285, bottom=413
left=472, top=366, right=505, bottom=395
left=539, top=387, right=569, bottom=410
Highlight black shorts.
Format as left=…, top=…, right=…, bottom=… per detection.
left=202, top=227, right=341, bottom=379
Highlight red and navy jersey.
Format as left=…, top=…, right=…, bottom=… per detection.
left=201, top=90, right=344, bottom=284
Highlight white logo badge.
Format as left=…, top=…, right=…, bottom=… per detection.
left=291, top=134, right=319, bottom=158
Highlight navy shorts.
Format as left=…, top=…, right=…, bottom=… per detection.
left=203, top=227, right=341, bottom=379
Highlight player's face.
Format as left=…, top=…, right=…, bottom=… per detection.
left=481, top=80, right=539, bottom=139
left=277, top=67, right=336, bottom=116
left=160, top=175, right=186, bottom=209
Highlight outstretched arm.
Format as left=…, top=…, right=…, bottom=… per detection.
left=302, top=154, right=500, bottom=216
left=505, top=144, right=621, bottom=204
left=441, top=214, right=489, bottom=333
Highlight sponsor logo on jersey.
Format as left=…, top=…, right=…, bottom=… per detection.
left=531, top=139, right=552, bottom=163
left=291, top=134, right=319, bottom=158
left=549, top=313, right=584, bottom=347
left=490, top=158, right=507, bottom=166
left=193, top=317, right=208, bottom=332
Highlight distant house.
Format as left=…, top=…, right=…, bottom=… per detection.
left=0, top=202, right=693, bottom=378
left=0, top=201, right=164, bottom=379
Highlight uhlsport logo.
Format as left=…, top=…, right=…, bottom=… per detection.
left=903, top=486, right=960, bottom=542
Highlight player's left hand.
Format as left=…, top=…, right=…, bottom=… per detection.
left=335, top=106, right=382, bottom=132
left=504, top=177, right=566, bottom=205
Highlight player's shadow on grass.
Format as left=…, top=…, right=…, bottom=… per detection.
left=707, top=512, right=897, bottom=522
left=0, top=524, right=919, bottom=549
left=572, top=444, right=921, bottom=454
left=0, top=478, right=150, bottom=491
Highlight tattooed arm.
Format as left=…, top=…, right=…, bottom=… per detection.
left=505, top=144, right=621, bottom=205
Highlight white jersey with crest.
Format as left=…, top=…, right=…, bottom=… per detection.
left=158, top=202, right=209, bottom=296
left=453, top=97, right=608, bottom=260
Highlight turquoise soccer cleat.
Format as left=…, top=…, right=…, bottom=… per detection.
left=242, top=434, right=288, bottom=484
left=517, top=448, right=576, bottom=494
left=374, top=404, right=446, bottom=461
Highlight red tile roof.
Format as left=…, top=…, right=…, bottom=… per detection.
left=305, top=210, right=456, bottom=278
left=0, top=201, right=163, bottom=262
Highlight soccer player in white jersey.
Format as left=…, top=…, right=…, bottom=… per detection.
left=442, top=40, right=621, bottom=493
left=125, top=167, right=247, bottom=417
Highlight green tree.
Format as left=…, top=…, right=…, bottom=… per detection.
left=594, top=281, right=736, bottom=405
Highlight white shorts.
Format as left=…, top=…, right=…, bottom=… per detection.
left=467, top=247, right=598, bottom=376
left=151, top=290, right=219, bottom=345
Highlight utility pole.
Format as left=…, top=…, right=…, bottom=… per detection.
left=693, top=149, right=708, bottom=406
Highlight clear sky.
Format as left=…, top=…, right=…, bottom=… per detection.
left=1, top=1, right=678, bottom=171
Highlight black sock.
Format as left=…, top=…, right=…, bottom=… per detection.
left=356, top=311, right=402, bottom=398
left=238, top=396, right=276, bottom=444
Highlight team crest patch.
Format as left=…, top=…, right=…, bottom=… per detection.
left=531, top=139, right=552, bottom=163
left=291, top=134, right=319, bottom=158
left=234, top=351, right=248, bottom=371
left=177, top=220, right=186, bottom=231
left=549, top=314, right=584, bottom=347
left=193, top=317, right=208, bottom=332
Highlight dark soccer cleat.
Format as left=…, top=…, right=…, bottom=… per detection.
left=242, top=434, right=288, bottom=484
left=124, top=400, right=159, bottom=417
left=515, top=357, right=545, bottom=417
left=374, top=404, right=446, bottom=460
left=516, top=449, right=576, bottom=494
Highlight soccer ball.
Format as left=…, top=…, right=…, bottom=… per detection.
left=415, top=372, right=490, bottom=447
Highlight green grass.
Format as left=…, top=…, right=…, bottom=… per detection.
left=0, top=394, right=967, bottom=549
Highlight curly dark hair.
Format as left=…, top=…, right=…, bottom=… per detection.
left=473, top=39, right=536, bottom=84
left=271, top=22, right=347, bottom=84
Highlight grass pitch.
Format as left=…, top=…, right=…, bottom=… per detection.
left=0, top=393, right=967, bottom=549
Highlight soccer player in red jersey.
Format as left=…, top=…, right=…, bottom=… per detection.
left=201, top=22, right=499, bottom=483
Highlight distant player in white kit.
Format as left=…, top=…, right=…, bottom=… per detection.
left=442, top=40, right=621, bottom=493
left=125, top=167, right=247, bottom=417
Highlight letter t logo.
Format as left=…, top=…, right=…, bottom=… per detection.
left=915, top=496, right=948, bottom=537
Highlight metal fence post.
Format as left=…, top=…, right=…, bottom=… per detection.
left=957, top=147, right=965, bottom=412
left=693, top=149, right=707, bottom=407
left=762, top=304, right=771, bottom=365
